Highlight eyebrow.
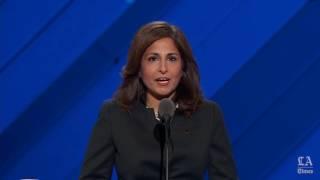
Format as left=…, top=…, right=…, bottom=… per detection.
left=145, top=52, right=179, bottom=56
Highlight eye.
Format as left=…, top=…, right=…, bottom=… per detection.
left=168, top=56, right=177, bottom=62
left=148, top=56, right=158, bottom=62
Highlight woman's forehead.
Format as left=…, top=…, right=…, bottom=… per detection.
left=144, top=38, right=179, bottom=53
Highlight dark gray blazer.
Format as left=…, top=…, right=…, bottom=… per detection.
left=80, top=99, right=237, bottom=179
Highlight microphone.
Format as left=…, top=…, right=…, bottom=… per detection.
left=158, top=98, right=175, bottom=180
left=158, top=98, right=176, bottom=123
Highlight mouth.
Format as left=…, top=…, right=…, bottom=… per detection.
left=155, top=77, right=170, bottom=86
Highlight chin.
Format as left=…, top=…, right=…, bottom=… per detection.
left=154, top=91, right=175, bottom=99
left=147, top=86, right=176, bottom=99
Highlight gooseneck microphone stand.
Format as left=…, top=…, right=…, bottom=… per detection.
left=165, top=118, right=170, bottom=180
left=158, top=98, right=175, bottom=180
left=160, top=116, right=171, bottom=180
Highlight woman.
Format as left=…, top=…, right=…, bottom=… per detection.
left=80, top=21, right=237, bottom=179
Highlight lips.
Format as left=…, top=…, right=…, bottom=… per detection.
left=156, top=77, right=170, bottom=81
left=155, top=77, right=170, bottom=86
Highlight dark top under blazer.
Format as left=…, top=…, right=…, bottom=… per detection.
left=80, top=99, right=237, bottom=179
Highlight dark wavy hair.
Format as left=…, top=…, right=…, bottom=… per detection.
left=114, top=21, right=203, bottom=117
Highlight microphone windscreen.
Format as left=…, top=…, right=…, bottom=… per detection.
left=159, top=98, right=176, bottom=118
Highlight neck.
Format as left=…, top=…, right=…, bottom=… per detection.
left=146, top=93, right=175, bottom=113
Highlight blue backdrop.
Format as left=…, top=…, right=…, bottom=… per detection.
left=1, top=0, right=320, bottom=179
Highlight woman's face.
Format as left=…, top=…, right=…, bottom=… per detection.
left=140, top=37, right=183, bottom=100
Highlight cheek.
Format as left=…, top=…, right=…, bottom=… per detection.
left=171, top=70, right=183, bottom=88
left=174, top=66, right=183, bottom=81
left=140, top=62, right=154, bottom=76
left=140, top=68, right=154, bottom=86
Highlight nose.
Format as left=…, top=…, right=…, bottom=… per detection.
left=159, top=59, right=168, bottom=74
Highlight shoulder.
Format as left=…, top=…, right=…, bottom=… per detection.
left=100, top=99, right=119, bottom=110
left=198, top=99, right=223, bottom=115
left=99, top=99, right=126, bottom=117
left=195, top=99, right=225, bottom=126
left=190, top=99, right=223, bottom=120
